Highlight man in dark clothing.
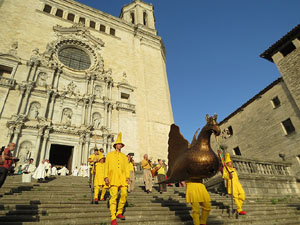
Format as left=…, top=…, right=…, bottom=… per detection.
left=0, top=143, right=17, bottom=187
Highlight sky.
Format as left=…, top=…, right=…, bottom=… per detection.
left=77, top=0, right=300, bottom=141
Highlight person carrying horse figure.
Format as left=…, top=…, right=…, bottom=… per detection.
left=93, top=155, right=108, bottom=203
left=222, top=153, right=246, bottom=215
left=104, top=132, right=130, bottom=225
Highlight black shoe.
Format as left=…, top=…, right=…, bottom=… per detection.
left=160, top=191, right=162, bottom=194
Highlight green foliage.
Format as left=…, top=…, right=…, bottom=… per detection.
left=271, top=199, right=278, bottom=204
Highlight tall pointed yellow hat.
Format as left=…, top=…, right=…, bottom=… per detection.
left=113, top=132, right=125, bottom=149
left=225, top=153, right=232, bottom=164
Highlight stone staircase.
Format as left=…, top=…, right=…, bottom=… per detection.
left=0, top=175, right=300, bottom=225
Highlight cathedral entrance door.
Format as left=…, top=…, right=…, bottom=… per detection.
left=49, top=144, right=73, bottom=172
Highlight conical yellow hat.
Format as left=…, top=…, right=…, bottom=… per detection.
left=113, top=132, right=125, bottom=149
left=225, top=153, right=232, bottom=164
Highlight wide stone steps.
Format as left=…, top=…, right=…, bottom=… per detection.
left=0, top=175, right=300, bottom=225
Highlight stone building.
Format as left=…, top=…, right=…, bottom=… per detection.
left=213, top=24, right=300, bottom=177
left=0, top=0, right=173, bottom=170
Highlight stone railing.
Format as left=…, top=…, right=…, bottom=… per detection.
left=116, top=101, right=136, bottom=113
left=231, top=156, right=291, bottom=176
left=205, top=156, right=299, bottom=195
left=0, top=76, right=16, bottom=88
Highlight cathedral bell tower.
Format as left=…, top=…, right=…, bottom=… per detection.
left=120, top=0, right=156, bottom=31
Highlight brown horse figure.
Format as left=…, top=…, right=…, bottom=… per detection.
left=163, top=114, right=221, bottom=183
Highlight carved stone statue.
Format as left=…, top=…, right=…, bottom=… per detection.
left=94, top=85, right=102, bottom=98
left=92, top=113, right=101, bottom=129
left=8, top=41, right=18, bottom=56
left=28, top=102, right=41, bottom=119
left=62, top=108, right=72, bottom=125
left=18, top=141, right=32, bottom=164
left=67, top=81, right=77, bottom=96
left=37, top=72, right=48, bottom=87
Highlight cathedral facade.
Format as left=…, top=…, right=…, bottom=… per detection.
left=0, top=0, right=173, bottom=170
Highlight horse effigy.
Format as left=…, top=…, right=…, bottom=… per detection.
left=165, top=114, right=221, bottom=184
left=164, top=114, right=221, bottom=225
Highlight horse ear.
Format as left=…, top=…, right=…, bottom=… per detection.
left=205, top=114, right=209, bottom=122
left=213, top=113, right=218, bottom=121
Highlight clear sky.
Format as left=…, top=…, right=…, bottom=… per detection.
left=77, top=0, right=300, bottom=141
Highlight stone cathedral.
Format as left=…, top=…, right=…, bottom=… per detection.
left=0, top=0, right=174, bottom=170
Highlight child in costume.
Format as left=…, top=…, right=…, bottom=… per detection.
left=185, top=181, right=211, bottom=225
left=222, top=153, right=246, bottom=215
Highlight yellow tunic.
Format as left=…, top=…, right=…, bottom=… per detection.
left=222, top=167, right=244, bottom=195
left=141, top=159, right=152, bottom=169
left=94, top=162, right=105, bottom=186
left=185, top=182, right=211, bottom=203
left=156, top=165, right=165, bottom=175
left=104, top=150, right=130, bottom=187
left=129, top=162, right=134, bottom=172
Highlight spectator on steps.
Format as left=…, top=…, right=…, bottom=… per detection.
left=58, top=166, right=69, bottom=176
left=0, top=143, right=18, bottom=188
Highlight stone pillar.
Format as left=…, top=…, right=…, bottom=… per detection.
left=6, top=127, right=14, bottom=146
left=78, top=133, right=85, bottom=165
left=108, top=104, right=113, bottom=129
left=36, top=127, right=44, bottom=164
left=49, top=92, right=59, bottom=121
left=15, top=85, right=26, bottom=115
left=88, top=95, right=94, bottom=126
left=39, top=129, right=50, bottom=164
left=12, top=125, right=22, bottom=157
left=20, top=82, right=34, bottom=115
left=43, top=90, right=53, bottom=118
left=84, top=134, right=91, bottom=163
left=104, top=102, right=108, bottom=127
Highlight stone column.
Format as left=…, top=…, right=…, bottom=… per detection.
left=6, top=126, right=14, bottom=146
left=48, top=92, right=58, bottom=121
left=20, top=82, right=34, bottom=115
left=15, top=85, right=26, bottom=115
left=83, top=134, right=91, bottom=163
left=12, top=124, right=22, bottom=157
left=39, top=129, right=50, bottom=164
left=104, top=102, right=108, bottom=127
left=43, top=90, right=53, bottom=118
left=35, top=127, right=44, bottom=164
left=108, top=104, right=113, bottom=129
left=78, top=133, right=85, bottom=165
left=88, top=95, right=94, bottom=126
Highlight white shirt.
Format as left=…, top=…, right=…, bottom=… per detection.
left=59, top=167, right=69, bottom=176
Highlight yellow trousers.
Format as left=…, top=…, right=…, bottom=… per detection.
left=232, top=191, right=245, bottom=213
left=110, top=186, right=127, bottom=221
left=191, top=202, right=211, bottom=225
left=94, top=185, right=107, bottom=200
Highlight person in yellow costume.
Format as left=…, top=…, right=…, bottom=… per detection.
left=93, top=156, right=108, bottom=203
left=222, top=153, right=246, bottom=215
left=185, top=179, right=211, bottom=225
left=88, top=149, right=103, bottom=187
left=104, top=132, right=130, bottom=225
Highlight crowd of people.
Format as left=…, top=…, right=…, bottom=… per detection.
left=0, top=136, right=247, bottom=225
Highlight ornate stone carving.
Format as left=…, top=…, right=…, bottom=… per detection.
left=8, top=41, right=18, bottom=57
left=61, top=108, right=72, bottom=126
left=92, top=113, right=102, bottom=129
left=28, top=102, right=41, bottom=119
left=94, top=85, right=103, bottom=98
left=27, top=48, right=41, bottom=66
left=66, top=81, right=77, bottom=96
left=36, top=72, right=48, bottom=87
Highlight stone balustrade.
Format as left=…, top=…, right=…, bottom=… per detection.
left=231, top=155, right=291, bottom=176
left=205, top=155, right=299, bottom=195
left=0, top=76, right=15, bottom=88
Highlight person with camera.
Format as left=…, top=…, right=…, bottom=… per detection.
left=0, top=143, right=18, bottom=188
